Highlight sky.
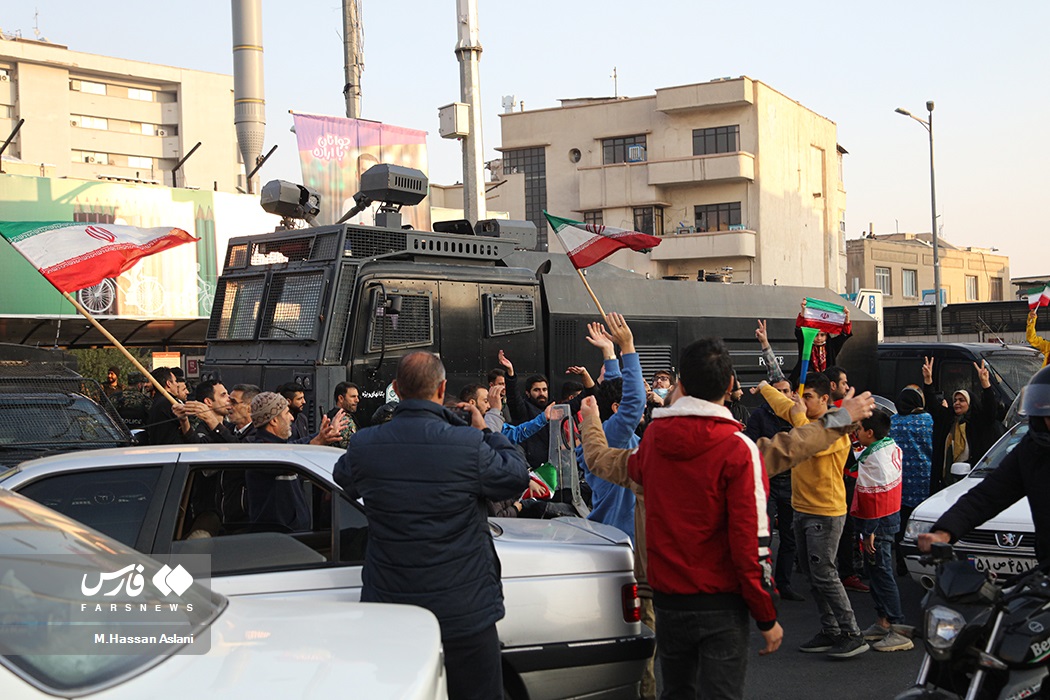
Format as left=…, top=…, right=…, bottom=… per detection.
left=5, top=1, right=1048, bottom=276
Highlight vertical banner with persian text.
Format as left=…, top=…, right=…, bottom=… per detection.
left=291, top=113, right=430, bottom=230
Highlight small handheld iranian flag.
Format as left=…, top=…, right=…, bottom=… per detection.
left=1027, top=285, right=1050, bottom=311
left=800, top=297, right=849, bottom=334
left=544, top=212, right=661, bottom=269
left=0, top=221, right=197, bottom=293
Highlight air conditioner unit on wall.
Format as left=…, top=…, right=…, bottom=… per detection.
left=627, top=145, right=646, bottom=162
left=70, top=119, right=79, bottom=127
left=0, top=74, right=9, bottom=82
left=156, top=128, right=168, bottom=136
left=85, top=156, right=96, bottom=163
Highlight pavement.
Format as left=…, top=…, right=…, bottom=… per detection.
left=743, top=567, right=927, bottom=699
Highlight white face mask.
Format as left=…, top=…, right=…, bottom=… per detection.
left=654, top=387, right=670, bottom=399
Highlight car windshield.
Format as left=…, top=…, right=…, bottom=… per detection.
left=969, top=422, right=1029, bottom=478
left=0, top=394, right=127, bottom=446
left=0, top=493, right=225, bottom=695
left=984, top=353, right=1044, bottom=398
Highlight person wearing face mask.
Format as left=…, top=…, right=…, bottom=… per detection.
left=922, top=356, right=1001, bottom=492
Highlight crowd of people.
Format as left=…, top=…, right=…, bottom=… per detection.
left=93, top=300, right=1050, bottom=700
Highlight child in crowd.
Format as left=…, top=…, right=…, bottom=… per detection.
left=852, top=410, right=914, bottom=652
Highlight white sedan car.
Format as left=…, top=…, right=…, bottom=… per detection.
left=1, top=443, right=653, bottom=700
left=900, top=422, right=1035, bottom=588
left=0, top=488, right=447, bottom=699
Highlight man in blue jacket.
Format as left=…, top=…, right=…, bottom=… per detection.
left=577, top=313, right=644, bottom=543
left=334, top=351, right=530, bottom=700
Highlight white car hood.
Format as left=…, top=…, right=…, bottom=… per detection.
left=93, top=598, right=444, bottom=700
left=912, top=476, right=1034, bottom=532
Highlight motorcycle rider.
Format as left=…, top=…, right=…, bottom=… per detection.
left=918, top=366, right=1050, bottom=563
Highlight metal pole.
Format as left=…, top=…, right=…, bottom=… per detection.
left=455, top=0, right=486, bottom=222
left=342, top=0, right=363, bottom=119
left=928, top=100, right=942, bottom=342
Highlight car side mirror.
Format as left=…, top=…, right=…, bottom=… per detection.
left=950, top=461, right=973, bottom=477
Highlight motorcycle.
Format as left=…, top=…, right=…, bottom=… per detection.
left=896, top=542, right=1050, bottom=700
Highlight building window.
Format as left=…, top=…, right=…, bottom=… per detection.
left=583, top=211, right=603, bottom=227
left=602, top=135, right=646, bottom=164
left=75, top=80, right=107, bottom=95
left=990, top=277, right=1003, bottom=301
left=694, top=202, right=742, bottom=232
left=73, top=115, right=108, bottom=130
left=133, top=122, right=156, bottom=135
left=902, top=269, right=918, bottom=298
left=128, top=88, right=154, bottom=102
left=128, top=156, right=153, bottom=169
left=692, top=125, right=739, bottom=156
left=0, top=105, right=12, bottom=118
left=633, top=207, right=663, bottom=236
left=503, top=147, right=547, bottom=251
left=875, top=267, right=891, bottom=295
left=966, top=275, right=979, bottom=301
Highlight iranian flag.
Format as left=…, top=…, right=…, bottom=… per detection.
left=1027, top=285, right=1050, bottom=311
left=0, top=221, right=197, bottom=293
left=799, top=297, right=849, bottom=334
left=544, top=212, right=661, bottom=269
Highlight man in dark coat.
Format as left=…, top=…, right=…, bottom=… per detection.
left=499, top=349, right=551, bottom=470
left=334, top=351, right=529, bottom=700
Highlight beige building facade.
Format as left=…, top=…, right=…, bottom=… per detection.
left=0, top=36, right=240, bottom=192
left=846, top=233, right=1010, bottom=307
left=497, top=77, right=848, bottom=290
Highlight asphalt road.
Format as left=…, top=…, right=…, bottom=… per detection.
left=742, top=569, right=927, bottom=699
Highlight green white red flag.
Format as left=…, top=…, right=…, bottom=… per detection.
left=0, top=221, right=197, bottom=294
left=1027, top=285, right=1050, bottom=311
left=799, top=297, right=849, bottom=334
left=544, top=212, right=661, bottom=269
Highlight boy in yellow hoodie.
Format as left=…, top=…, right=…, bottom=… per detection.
left=758, top=371, right=868, bottom=659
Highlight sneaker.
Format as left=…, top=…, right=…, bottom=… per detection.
left=799, top=631, right=838, bottom=653
left=862, top=623, right=890, bottom=641
left=841, top=575, right=870, bottom=593
left=779, top=588, right=806, bottom=602
left=826, top=634, right=870, bottom=659
left=873, top=631, right=914, bottom=652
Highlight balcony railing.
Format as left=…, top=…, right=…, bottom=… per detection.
left=650, top=229, right=756, bottom=261
left=647, top=152, right=754, bottom=186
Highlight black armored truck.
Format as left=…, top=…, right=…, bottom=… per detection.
left=202, top=165, right=877, bottom=430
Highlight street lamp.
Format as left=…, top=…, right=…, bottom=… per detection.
left=896, top=100, right=943, bottom=342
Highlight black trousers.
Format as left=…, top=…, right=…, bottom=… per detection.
left=444, top=623, right=503, bottom=700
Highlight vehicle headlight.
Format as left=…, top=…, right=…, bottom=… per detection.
left=904, top=518, right=934, bottom=540
left=927, top=605, right=966, bottom=650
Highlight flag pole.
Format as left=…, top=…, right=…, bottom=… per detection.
left=62, top=291, right=179, bottom=406
left=575, top=269, right=608, bottom=322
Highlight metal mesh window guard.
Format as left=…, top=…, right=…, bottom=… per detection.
left=485, top=294, right=535, bottom=336
left=260, top=272, right=325, bottom=340
left=208, top=276, right=265, bottom=340
left=367, top=290, right=433, bottom=352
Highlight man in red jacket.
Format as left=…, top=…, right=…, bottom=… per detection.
left=628, top=337, right=781, bottom=700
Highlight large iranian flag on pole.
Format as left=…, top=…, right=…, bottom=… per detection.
left=0, top=221, right=197, bottom=293
left=544, top=212, right=661, bottom=269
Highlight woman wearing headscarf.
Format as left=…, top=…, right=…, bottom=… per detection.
left=921, top=357, right=1000, bottom=493
left=889, top=385, right=934, bottom=574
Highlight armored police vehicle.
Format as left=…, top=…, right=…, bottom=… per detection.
left=202, top=165, right=877, bottom=429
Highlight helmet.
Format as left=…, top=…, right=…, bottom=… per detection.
left=1020, top=366, right=1050, bottom=417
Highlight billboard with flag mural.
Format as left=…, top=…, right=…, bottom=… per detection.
left=0, top=173, right=277, bottom=318
left=292, top=113, right=430, bottom=230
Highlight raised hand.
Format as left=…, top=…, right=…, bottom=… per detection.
left=922, top=356, right=934, bottom=385
left=456, top=401, right=487, bottom=430
left=497, top=349, right=514, bottom=377
left=488, top=382, right=505, bottom=410
left=755, top=319, right=770, bottom=349
left=975, top=360, right=991, bottom=389
left=839, top=387, right=875, bottom=424
left=585, top=321, right=616, bottom=360
left=604, top=312, right=635, bottom=354
left=580, top=395, right=599, bottom=422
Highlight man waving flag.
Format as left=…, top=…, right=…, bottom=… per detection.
left=544, top=212, right=661, bottom=269
left=0, top=221, right=196, bottom=293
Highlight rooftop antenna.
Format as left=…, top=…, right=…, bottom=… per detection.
left=33, top=9, right=48, bottom=42
left=611, top=67, right=618, bottom=98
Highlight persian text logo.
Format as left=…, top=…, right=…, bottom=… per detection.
left=312, top=133, right=353, bottom=161
left=82, top=564, right=194, bottom=598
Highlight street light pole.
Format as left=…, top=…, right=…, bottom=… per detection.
left=896, top=101, right=943, bottom=342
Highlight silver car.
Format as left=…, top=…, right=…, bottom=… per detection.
left=1, top=443, right=653, bottom=700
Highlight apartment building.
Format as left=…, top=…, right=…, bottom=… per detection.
left=498, top=76, right=848, bottom=290
left=0, top=35, right=240, bottom=191
left=846, top=233, right=1010, bottom=306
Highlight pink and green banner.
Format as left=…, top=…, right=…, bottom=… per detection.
left=291, top=113, right=430, bottom=230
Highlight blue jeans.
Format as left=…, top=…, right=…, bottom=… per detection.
left=794, top=513, right=860, bottom=637
left=655, top=606, right=749, bottom=700
left=860, top=514, right=905, bottom=624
